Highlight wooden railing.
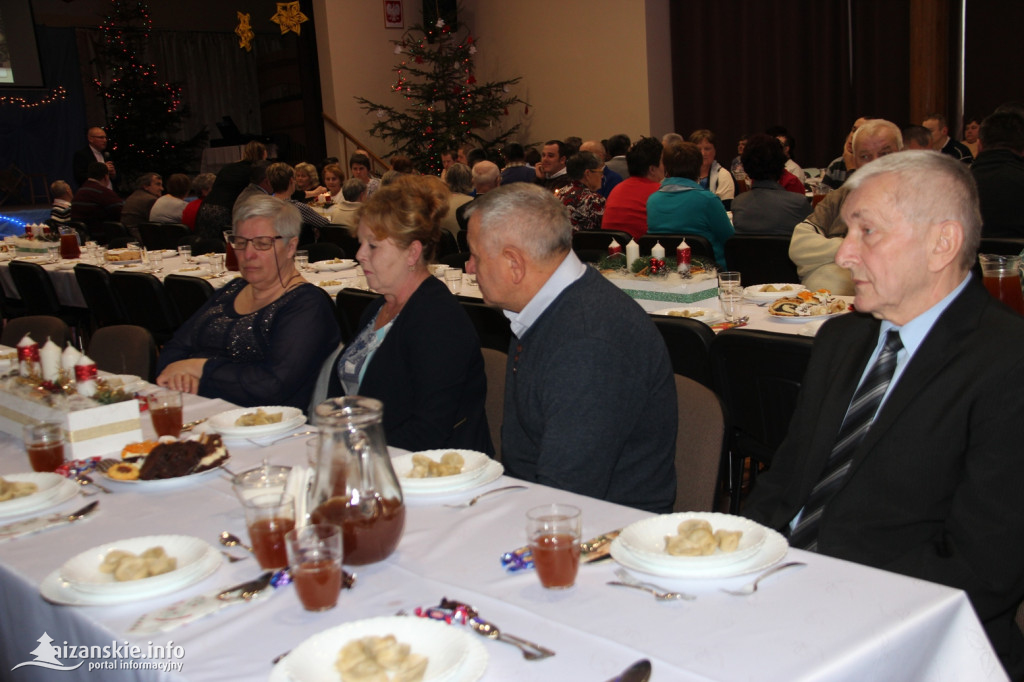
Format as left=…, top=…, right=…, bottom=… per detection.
left=321, top=113, right=390, bottom=178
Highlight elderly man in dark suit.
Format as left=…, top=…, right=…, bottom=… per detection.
left=743, top=150, right=1024, bottom=679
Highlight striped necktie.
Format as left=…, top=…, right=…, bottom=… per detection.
left=789, top=329, right=903, bottom=551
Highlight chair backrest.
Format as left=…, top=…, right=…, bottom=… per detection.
left=710, top=328, right=815, bottom=465
left=301, top=242, right=346, bottom=262
left=87, top=324, right=158, bottom=381
left=319, top=226, right=360, bottom=258
left=97, top=221, right=126, bottom=246
left=481, top=348, right=507, bottom=461
left=74, top=263, right=128, bottom=328
left=109, top=271, right=181, bottom=345
left=651, top=315, right=715, bottom=388
left=458, top=297, right=513, bottom=353
left=723, top=235, right=800, bottom=286
left=0, top=315, right=69, bottom=348
left=572, top=230, right=632, bottom=263
left=456, top=230, right=469, bottom=253
left=162, top=274, right=215, bottom=324
left=673, top=374, right=725, bottom=512
left=436, top=229, right=459, bottom=259
left=8, top=260, right=62, bottom=317
left=438, top=252, right=470, bottom=269
left=139, top=223, right=189, bottom=251
left=637, top=234, right=716, bottom=266
left=335, top=288, right=382, bottom=344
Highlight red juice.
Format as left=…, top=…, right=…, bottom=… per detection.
left=60, top=233, right=81, bottom=259
left=983, top=275, right=1024, bottom=315
left=531, top=533, right=581, bottom=588
left=248, top=517, right=296, bottom=569
left=27, top=442, right=64, bottom=472
left=293, top=559, right=342, bottom=611
left=311, top=495, right=405, bottom=566
left=150, top=406, right=183, bottom=438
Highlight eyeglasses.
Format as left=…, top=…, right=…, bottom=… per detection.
left=228, top=235, right=283, bottom=251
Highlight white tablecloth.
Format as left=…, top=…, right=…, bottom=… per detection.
left=0, top=391, right=1006, bottom=681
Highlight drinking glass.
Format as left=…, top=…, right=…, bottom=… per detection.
left=719, top=288, right=744, bottom=322
left=177, top=245, right=192, bottom=262
left=209, top=253, right=225, bottom=276
left=46, top=243, right=60, bottom=263
left=231, top=464, right=292, bottom=504
left=526, top=504, right=582, bottom=589
left=146, top=390, right=183, bottom=438
left=286, top=524, right=343, bottom=611
left=294, top=250, right=309, bottom=271
left=243, top=493, right=295, bottom=570
left=149, top=250, right=163, bottom=273
left=23, top=421, right=65, bottom=472
left=444, top=267, right=463, bottom=293
left=718, top=271, right=742, bottom=291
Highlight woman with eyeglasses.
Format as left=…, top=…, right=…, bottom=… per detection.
left=311, top=174, right=493, bottom=454
left=156, top=195, right=340, bottom=409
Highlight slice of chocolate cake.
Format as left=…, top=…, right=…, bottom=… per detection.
left=138, top=441, right=206, bottom=480
left=194, top=433, right=229, bottom=472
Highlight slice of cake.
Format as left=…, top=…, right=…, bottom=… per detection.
left=137, top=434, right=229, bottom=480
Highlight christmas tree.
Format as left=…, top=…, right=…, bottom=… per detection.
left=92, top=0, right=206, bottom=189
left=356, top=17, right=526, bottom=176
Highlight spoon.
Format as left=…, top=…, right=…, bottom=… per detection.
left=75, top=474, right=111, bottom=494
left=720, top=561, right=806, bottom=596
left=468, top=618, right=555, bottom=660
left=219, top=531, right=253, bottom=554
left=606, top=581, right=691, bottom=601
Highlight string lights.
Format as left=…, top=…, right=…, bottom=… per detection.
left=0, top=87, right=68, bottom=109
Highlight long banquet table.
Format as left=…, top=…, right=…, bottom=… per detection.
left=0, top=390, right=1007, bottom=681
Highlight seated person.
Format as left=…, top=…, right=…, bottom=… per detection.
left=689, top=129, right=735, bottom=204
left=349, top=153, right=381, bottom=198
left=149, top=173, right=191, bottom=223
left=291, top=161, right=327, bottom=202
left=731, top=134, right=812, bottom=235
left=555, top=151, right=606, bottom=231
left=602, top=136, right=664, bottom=240
left=181, top=173, right=215, bottom=231
left=157, top=195, right=340, bottom=410
left=49, top=181, right=73, bottom=224
left=328, top=178, right=365, bottom=230
left=70, top=162, right=123, bottom=239
left=318, top=174, right=492, bottom=454
left=646, top=140, right=734, bottom=266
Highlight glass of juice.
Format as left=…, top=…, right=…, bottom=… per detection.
left=978, top=253, right=1024, bottom=315
left=286, top=523, right=343, bottom=611
left=146, top=390, right=183, bottom=438
left=23, top=421, right=65, bottom=472
left=243, top=493, right=295, bottom=570
left=526, top=504, right=582, bottom=589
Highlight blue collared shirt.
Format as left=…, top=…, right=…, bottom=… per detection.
left=505, top=251, right=587, bottom=338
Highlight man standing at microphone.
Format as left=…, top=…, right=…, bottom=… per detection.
left=73, top=127, right=116, bottom=190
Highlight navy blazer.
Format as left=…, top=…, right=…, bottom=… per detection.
left=329, top=275, right=493, bottom=455
left=744, top=277, right=1024, bottom=677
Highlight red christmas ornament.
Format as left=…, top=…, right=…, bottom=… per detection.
left=466, top=36, right=474, bottom=43
left=466, top=75, right=476, bottom=84
left=425, top=126, right=433, bottom=133
left=415, top=56, right=423, bottom=64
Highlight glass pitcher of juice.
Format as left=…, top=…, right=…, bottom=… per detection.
left=59, top=228, right=80, bottom=259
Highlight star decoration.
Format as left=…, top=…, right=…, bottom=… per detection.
left=270, top=2, right=308, bottom=36
left=435, top=17, right=445, bottom=28
left=469, top=46, right=477, bottom=55
left=235, top=11, right=254, bottom=51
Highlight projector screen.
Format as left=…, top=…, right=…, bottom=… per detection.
left=0, top=0, right=44, bottom=87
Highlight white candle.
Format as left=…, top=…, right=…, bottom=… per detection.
left=16, top=334, right=38, bottom=377
left=39, top=339, right=61, bottom=382
left=651, top=241, right=666, bottom=260
left=62, top=343, right=82, bottom=373
left=75, top=355, right=98, bottom=397
left=625, top=239, right=640, bottom=271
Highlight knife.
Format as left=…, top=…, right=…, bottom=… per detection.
left=0, top=500, right=99, bottom=543
left=605, top=659, right=652, bottom=682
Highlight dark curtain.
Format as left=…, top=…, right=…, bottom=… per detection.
left=670, top=0, right=910, bottom=171
left=0, top=26, right=87, bottom=199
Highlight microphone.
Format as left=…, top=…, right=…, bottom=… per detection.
left=103, top=151, right=111, bottom=160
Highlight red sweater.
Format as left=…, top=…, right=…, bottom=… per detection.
left=602, top=177, right=659, bottom=240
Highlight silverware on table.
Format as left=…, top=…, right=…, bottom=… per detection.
left=607, top=581, right=691, bottom=601
left=613, top=568, right=696, bottom=601
left=247, top=429, right=316, bottom=447
left=219, top=531, right=253, bottom=554
left=468, top=617, right=555, bottom=660
left=220, top=550, right=247, bottom=563
left=180, top=417, right=207, bottom=433
left=720, top=561, right=806, bottom=596
left=216, top=571, right=275, bottom=601
left=75, top=474, right=111, bottom=494
left=443, top=485, right=528, bottom=509
left=605, top=658, right=652, bottom=682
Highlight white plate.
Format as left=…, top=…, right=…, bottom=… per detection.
left=769, top=310, right=848, bottom=323
left=208, top=406, right=305, bottom=438
left=41, top=549, right=222, bottom=606
left=286, top=616, right=477, bottom=682
left=394, top=450, right=493, bottom=492
left=59, top=535, right=217, bottom=597
left=402, top=460, right=505, bottom=500
left=102, top=374, right=146, bottom=393
left=15, top=255, right=50, bottom=263
left=317, top=281, right=348, bottom=296
left=313, top=259, right=357, bottom=272
left=172, top=266, right=206, bottom=276
left=0, top=474, right=77, bottom=518
left=743, top=284, right=806, bottom=300
left=56, top=260, right=81, bottom=270
left=611, top=527, right=789, bottom=579
left=617, top=512, right=768, bottom=570
left=650, top=306, right=724, bottom=325
left=118, top=263, right=152, bottom=272
left=102, top=463, right=226, bottom=489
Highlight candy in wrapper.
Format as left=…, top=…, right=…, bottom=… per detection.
left=500, top=545, right=534, bottom=573
left=56, top=457, right=102, bottom=478
left=412, top=598, right=476, bottom=625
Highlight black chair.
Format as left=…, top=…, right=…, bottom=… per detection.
left=437, top=230, right=459, bottom=259
left=457, top=297, right=513, bottom=352
left=724, top=235, right=800, bottom=285
left=710, top=329, right=815, bottom=513
left=301, top=242, right=346, bottom=262
left=335, top=288, right=382, bottom=344
left=572, top=230, right=632, bottom=263
left=108, top=235, right=132, bottom=249
left=87, top=324, right=158, bottom=382
left=319, top=226, right=360, bottom=258
left=74, top=263, right=129, bottom=330
left=637, top=234, right=717, bottom=267
left=139, top=222, right=189, bottom=251
left=0, top=315, right=70, bottom=348
left=99, top=221, right=128, bottom=246
left=8, top=260, right=88, bottom=344
left=651, top=315, right=715, bottom=388
left=456, top=230, right=469, bottom=254
left=162, top=274, right=215, bottom=324
left=109, top=271, right=181, bottom=346
left=439, top=252, right=470, bottom=269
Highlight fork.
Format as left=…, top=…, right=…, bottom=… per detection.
left=247, top=429, right=316, bottom=447
left=720, top=561, right=806, bottom=596
left=612, top=568, right=696, bottom=601
left=443, top=485, right=527, bottom=508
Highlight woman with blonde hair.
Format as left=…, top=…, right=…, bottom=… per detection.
left=292, top=162, right=326, bottom=202
left=318, top=174, right=492, bottom=454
